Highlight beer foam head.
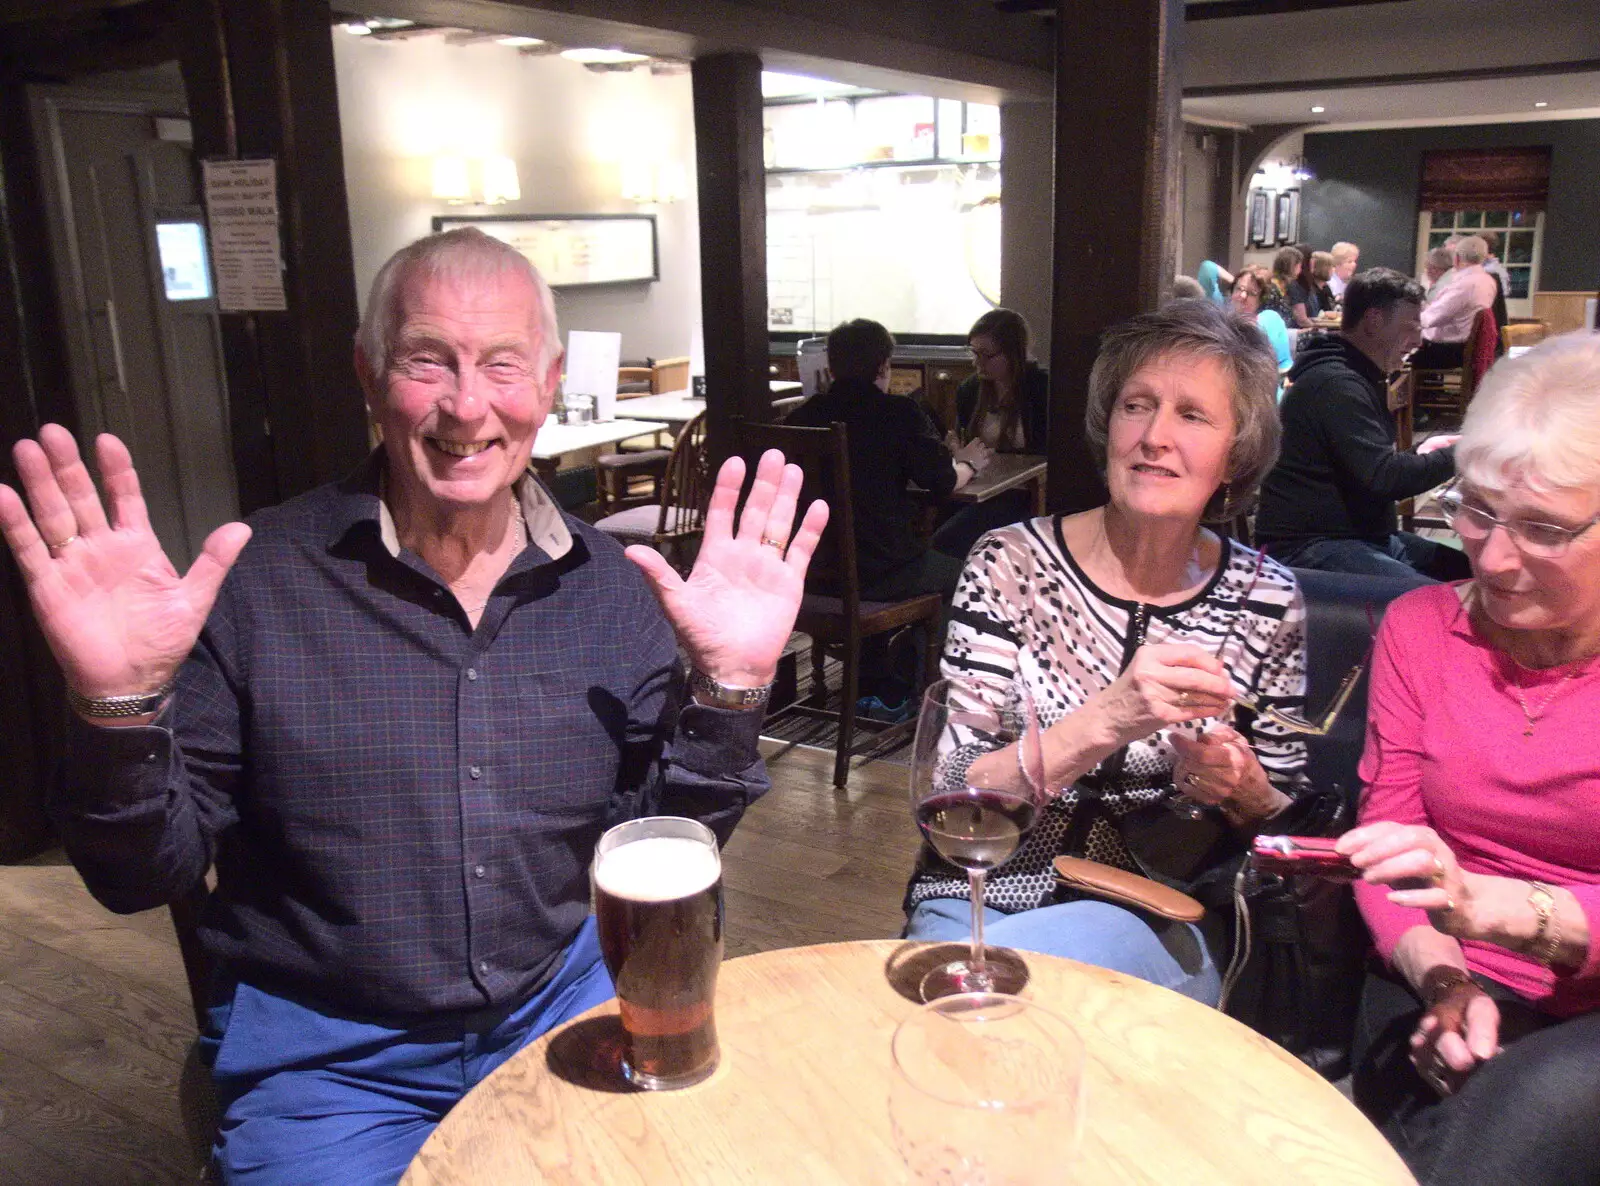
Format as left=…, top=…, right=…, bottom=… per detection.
left=594, top=836, right=720, bottom=902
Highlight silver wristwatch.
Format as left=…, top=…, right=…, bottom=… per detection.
left=688, top=669, right=772, bottom=712
left=66, top=679, right=175, bottom=719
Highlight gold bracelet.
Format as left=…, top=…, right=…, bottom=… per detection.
left=1526, top=881, right=1561, bottom=966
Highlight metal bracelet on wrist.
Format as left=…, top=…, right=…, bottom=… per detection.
left=66, top=679, right=176, bottom=719
left=687, top=669, right=772, bottom=712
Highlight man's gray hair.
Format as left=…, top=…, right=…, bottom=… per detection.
left=1084, top=299, right=1282, bottom=522
left=1457, top=331, right=1600, bottom=495
left=1426, top=246, right=1454, bottom=273
left=355, top=227, right=561, bottom=388
left=1454, top=235, right=1488, bottom=266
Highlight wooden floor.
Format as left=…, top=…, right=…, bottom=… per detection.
left=0, top=739, right=916, bottom=1184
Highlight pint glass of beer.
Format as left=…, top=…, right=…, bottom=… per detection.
left=592, top=816, right=724, bottom=1090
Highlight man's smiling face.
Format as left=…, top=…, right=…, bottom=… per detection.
left=365, top=266, right=560, bottom=515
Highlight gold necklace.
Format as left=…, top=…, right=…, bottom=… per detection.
left=1511, top=668, right=1579, bottom=737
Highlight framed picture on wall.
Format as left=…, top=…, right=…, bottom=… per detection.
left=1248, top=189, right=1271, bottom=246
left=1275, top=190, right=1299, bottom=245
left=431, top=213, right=658, bottom=288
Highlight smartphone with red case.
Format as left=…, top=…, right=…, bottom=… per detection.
left=1250, top=835, right=1360, bottom=882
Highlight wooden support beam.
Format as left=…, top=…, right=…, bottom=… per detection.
left=177, top=0, right=367, bottom=511
left=692, top=51, right=770, bottom=462
left=1046, top=0, right=1183, bottom=513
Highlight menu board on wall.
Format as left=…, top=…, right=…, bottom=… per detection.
left=432, top=214, right=658, bottom=288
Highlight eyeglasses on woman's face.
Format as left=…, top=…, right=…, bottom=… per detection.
left=1438, top=483, right=1600, bottom=560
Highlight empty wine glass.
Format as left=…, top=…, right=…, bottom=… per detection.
left=911, top=675, right=1046, bottom=1000
left=890, top=992, right=1085, bottom=1185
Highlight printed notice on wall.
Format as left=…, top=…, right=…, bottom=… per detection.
left=201, top=159, right=287, bottom=312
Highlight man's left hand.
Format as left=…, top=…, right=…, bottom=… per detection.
left=626, top=449, right=828, bottom=689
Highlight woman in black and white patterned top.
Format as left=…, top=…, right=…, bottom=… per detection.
left=904, top=300, right=1312, bottom=1005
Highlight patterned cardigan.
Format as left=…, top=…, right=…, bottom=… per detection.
left=907, top=516, right=1309, bottom=913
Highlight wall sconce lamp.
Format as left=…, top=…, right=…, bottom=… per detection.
left=619, top=160, right=687, bottom=204
left=432, top=155, right=521, bottom=206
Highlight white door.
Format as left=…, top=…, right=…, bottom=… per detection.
left=30, top=83, right=237, bottom=569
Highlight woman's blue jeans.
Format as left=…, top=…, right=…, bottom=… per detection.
left=905, top=897, right=1222, bottom=1005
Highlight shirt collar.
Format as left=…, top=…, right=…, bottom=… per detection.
left=327, top=448, right=573, bottom=562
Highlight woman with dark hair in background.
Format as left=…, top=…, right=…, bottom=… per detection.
left=1311, top=251, right=1337, bottom=313
left=1263, top=247, right=1300, bottom=322
left=933, top=308, right=1051, bottom=561
left=1285, top=244, right=1320, bottom=328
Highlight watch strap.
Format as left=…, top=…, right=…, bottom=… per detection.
left=688, top=669, right=772, bottom=711
left=67, top=679, right=175, bottom=719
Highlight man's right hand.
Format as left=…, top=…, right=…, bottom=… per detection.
left=0, top=425, right=251, bottom=717
left=953, top=438, right=993, bottom=474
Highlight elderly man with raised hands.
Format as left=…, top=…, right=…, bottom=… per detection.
left=0, top=227, right=827, bottom=1185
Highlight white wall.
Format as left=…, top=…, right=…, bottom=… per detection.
left=332, top=34, right=701, bottom=363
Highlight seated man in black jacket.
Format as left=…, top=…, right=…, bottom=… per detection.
left=787, top=318, right=985, bottom=713
left=1255, top=268, right=1471, bottom=586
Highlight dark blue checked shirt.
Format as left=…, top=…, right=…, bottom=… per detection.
left=51, top=454, right=767, bottom=1016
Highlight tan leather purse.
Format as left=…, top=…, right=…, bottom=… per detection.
left=1053, top=855, right=1206, bottom=923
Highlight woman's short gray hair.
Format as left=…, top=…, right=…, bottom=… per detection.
left=1084, top=299, right=1282, bottom=522
left=1456, top=331, right=1600, bottom=495
left=355, top=227, right=561, bottom=389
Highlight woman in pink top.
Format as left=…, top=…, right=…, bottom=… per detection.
left=1336, top=332, right=1600, bottom=1185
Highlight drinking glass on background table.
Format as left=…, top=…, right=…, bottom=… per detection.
left=592, top=816, right=723, bottom=1090
left=911, top=676, right=1046, bottom=1000
left=890, top=992, right=1085, bottom=1185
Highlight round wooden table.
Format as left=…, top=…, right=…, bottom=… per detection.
left=401, top=940, right=1413, bottom=1185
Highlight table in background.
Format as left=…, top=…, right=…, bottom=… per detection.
left=954, top=453, right=1048, bottom=516
left=401, top=940, right=1412, bottom=1186
left=529, top=417, right=668, bottom=480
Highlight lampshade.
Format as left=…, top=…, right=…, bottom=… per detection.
left=431, top=156, right=471, bottom=203
left=481, top=156, right=521, bottom=205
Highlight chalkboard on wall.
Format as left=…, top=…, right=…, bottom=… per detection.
left=431, top=213, right=659, bottom=288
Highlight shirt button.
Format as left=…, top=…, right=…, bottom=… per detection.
left=469, top=765, right=482, bottom=780
left=466, top=667, right=479, bottom=681
left=473, top=864, right=486, bottom=879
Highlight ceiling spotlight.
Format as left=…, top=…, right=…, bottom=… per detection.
left=559, top=48, right=649, bottom=65
left=496, top=36, right=545, bottom=47
left=1534, top=101, right=1549, bottom=108
left=342, top=21, right=373, bottom=35
left=1310, top=105, right=1325, bottom=114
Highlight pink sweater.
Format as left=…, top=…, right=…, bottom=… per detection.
left=1356, top=583, right=1600, bottom=1016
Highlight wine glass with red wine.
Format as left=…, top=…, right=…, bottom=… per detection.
left=911, top=675, right=1047, bottom=1001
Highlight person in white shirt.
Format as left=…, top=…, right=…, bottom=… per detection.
left=1328, top=241, right=1360, bottom=300
left=1422, top=245, right=1456, bottom=302
left=1479, top=230, right=1513, bottom=295
left=1413, top=235, right=1497, bottom=368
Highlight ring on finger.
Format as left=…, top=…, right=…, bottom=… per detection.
left=1176, top=690, right=1192, bottom=707
left=1431, top=855, right=1447, bottom=883
left=1184, top=772, right=1201, bottom=788
left=46, top=534, right=81, bottom=552
left=759, top=536, right=786, bottom=553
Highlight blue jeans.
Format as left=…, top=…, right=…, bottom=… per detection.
left=1267, top=532, right=1471, bottom=588
left=905, top=897, right=1221, bottom=1005
left=201, top=917, right=615, bottom=1185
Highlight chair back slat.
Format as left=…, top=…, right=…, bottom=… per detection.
left=659, top=411, right=711, bottom=538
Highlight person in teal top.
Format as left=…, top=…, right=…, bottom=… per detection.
left=1195, top=259, right=1234, bottom=306
left=1231, top=265, right=1294, bottom=393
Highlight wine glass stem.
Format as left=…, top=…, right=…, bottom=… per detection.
left=968, top=870, right=989, bottom=982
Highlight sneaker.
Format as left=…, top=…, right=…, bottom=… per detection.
left=855, top=695, right=912, bottom=724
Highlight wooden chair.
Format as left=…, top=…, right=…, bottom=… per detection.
left=650, top=356, right=690, bottom=394
left=593, top=411, right=711, bottom=572
left=1412, top=306, right=1496, bottom=425
left=1501, top=320, right=1549, bottom=352
left=729, top=418, right=943, bottom=789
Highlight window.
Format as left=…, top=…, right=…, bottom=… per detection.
left=1415, top=209, right=1543, bottom=318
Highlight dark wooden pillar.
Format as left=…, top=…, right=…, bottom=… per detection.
left=692, top=52, right=770, bottom=462
left=1046, top=0, right=1183, bottom=513
left=177, top=0, right=367, bottom=512
left=0, top=79, right=76, bottom=860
